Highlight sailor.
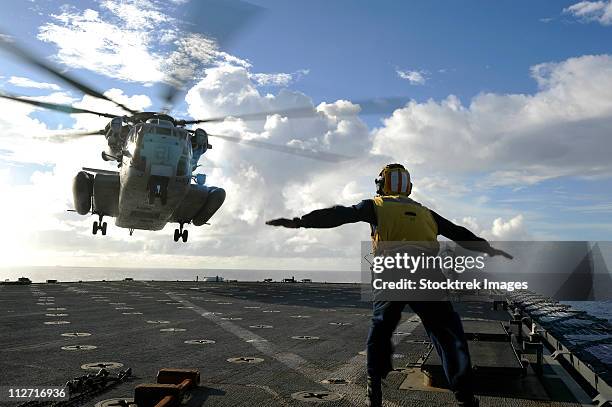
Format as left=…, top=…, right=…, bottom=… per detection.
left=266, top=163, right=512, bottom=407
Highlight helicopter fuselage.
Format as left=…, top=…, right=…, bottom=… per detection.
left=72, top=118, right=225, bottom=241
left=116, top=120, right=192, bottom=230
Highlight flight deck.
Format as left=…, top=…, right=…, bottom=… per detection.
left=1, top=280, right=607, bottom=406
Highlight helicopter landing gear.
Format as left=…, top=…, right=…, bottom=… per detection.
left=92, top=214, right=107, bottom=236
left=174, top=223, right=188, bottom=243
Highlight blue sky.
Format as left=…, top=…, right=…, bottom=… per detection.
left=233, top=1, right=612, bottom=102
left=0, top=0, right=611, bottom=269
left=4, top=1, right=610, bottom=106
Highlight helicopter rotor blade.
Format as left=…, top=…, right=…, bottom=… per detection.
left=181, top=97, right=409, bottom=125
left=43, top=129, right=106, bottom=141
left=203, top=132, right=352, bottom=163
left=0, top=32, right=138, bottom=115
left=0, top=92, right=119, bottom=118
left=159, top=0, right=264, bottom=112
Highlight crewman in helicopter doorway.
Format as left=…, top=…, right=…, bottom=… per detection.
left=266, top=163, right=512, bottom=407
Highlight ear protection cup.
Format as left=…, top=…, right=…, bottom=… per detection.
left=375, top=175, right=385, bottom=195
left=375, top=164, right=411, bottom=196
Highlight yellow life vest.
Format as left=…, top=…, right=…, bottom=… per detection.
left=371, top=195, right=439, bottom=254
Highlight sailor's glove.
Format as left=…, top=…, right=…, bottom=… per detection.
left=487, top=246, right=513, bottom=260
left=265, top=217, right=302, bottom=228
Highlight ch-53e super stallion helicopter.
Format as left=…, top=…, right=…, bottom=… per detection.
left=71, top=113, right=224, bottom=243
left=0, top=31, right=372, bottom=243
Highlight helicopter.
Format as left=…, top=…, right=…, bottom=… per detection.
left=70, top=112, right=225, bottom=243
left=0, top=32, right=368, bottom=243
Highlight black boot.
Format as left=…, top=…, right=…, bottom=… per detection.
left=367, top=376, right=382, bottom=407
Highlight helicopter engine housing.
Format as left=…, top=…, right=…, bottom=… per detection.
left=104, top=117, right=122, bottom=144
left=193, top=187, right=226, bottom=226
left=72, top=171, right=94, bottom=215
left=194, top=128, right=209, bottom=153
left=103, top=117, right=128, bottom=160
left=191, top=128, right=211, bottom=170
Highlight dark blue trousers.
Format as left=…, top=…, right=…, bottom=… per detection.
left=366, top=301, right=474, bottom=401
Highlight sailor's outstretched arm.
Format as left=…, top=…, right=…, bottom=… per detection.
left=266, top=200, right=376, bottom=229
left=431, top=210, right=513, bottom=259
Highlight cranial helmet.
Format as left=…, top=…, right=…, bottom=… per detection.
left=375, top=163, right=412, bottom=196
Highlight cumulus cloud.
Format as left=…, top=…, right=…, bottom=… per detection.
left=0, top=93, right=113, bottom=266
left=36, top=0, right=250, bottom=85
left=374, top=55, right=612, bottom=186
left=490, top=215, right=528, bottom=239
left=101, top=0, right=169, bottom=28
left=183, top=65, right=376, bottom=261
left=38, top=6, right=166, bottom=83
left=460, top=215, right=530, bottom=241
left=249, top=69, right=310, bottom=87
left=396, top=69, right=427, bottom=85
left=8, top=76, right=61, bottom=90
left=564, top=1, right=612, bottom=25
left=0, top=93, right=64, bottom=161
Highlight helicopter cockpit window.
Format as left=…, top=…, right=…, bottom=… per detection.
left=156, top=127, right=172, bottom=136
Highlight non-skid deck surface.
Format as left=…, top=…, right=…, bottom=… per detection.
left=0, top=281, right=583, bottom=406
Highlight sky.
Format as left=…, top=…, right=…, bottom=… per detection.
left=0, top=0, right=611, bottom=273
